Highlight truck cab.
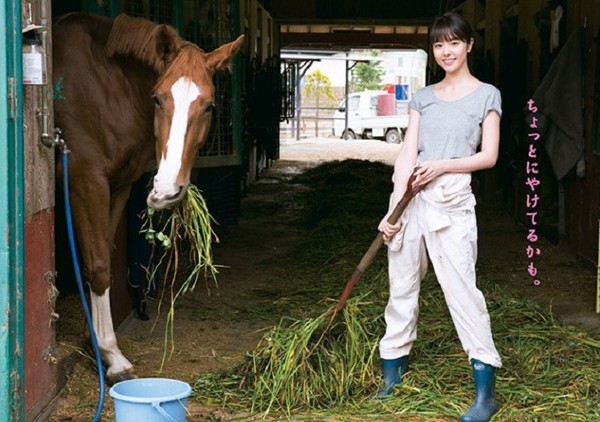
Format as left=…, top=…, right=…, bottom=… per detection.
left=333, top=90, right=409, bottom=143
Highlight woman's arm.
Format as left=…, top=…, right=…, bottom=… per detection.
left=390, top=109, right=420, bottom=209
left=413, top=109, right=501, bottom=187
left=378, top=107, right=420, bottom=240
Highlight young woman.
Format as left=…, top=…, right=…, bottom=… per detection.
left=376, top=12, right=502, bottom=422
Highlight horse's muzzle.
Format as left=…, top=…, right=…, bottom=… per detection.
left=146, top=185, right=187, bottom=210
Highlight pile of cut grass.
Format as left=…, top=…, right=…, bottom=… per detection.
left=193, top=160, right=600, bottom=421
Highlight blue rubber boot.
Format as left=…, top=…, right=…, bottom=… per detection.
left=461, top=359, right=498, bottom=422
left=375, top=356, right=409, bottom=399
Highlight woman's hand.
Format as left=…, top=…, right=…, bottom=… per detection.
left=413, top=161, right=446, bottom=188
left=378, top=217, right=402, bottom=242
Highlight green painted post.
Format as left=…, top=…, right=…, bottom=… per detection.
left=0, top=0, right=25, bottom=421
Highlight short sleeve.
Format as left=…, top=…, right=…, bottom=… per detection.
left=483, top=87, right=502, bottom=120
left=408, top=89, right=423, bottom=113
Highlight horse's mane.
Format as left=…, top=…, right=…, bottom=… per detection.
left=105, top=14, right=184, bottom=73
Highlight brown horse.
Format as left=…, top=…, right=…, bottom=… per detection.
left=53, top=12, right=243, bottom=382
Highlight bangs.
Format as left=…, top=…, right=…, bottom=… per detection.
left=429, top=12, right=473, bottom=45
left=429, top=26, right=461, bottom=44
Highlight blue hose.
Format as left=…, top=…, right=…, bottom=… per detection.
left=62, top=147, right=105, bottom=421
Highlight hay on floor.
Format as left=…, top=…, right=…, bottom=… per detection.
left=194, top=160, right=600, bottom=421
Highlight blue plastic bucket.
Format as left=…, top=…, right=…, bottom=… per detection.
left=109, top=378, right=192, bottom=421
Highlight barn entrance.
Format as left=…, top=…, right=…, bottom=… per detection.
left=44, top=1, right=280, bottom=420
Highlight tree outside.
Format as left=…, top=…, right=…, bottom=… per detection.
left=303, top=69, right=338, bottom=136
left=351, top=50, right=384, bottom=92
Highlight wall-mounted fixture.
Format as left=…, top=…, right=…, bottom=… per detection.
left=22, top=0, right=57, bottom=148
left=22, top=36, right=47, bottom=85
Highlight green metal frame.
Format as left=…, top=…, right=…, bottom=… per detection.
left=0, top=0, right=25, bottom=420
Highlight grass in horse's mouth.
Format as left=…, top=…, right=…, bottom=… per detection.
left=140, top=183, right=219, bottom=368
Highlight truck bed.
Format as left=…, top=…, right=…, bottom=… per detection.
left=360, top=114, right=409, bottom=130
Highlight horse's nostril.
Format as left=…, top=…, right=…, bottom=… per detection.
left=165, top=186, right=184, bottom=201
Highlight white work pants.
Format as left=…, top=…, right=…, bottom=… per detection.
left=379, top=174, right=502, bottom=368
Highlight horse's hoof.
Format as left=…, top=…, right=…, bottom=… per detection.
left=107, top=370, right=137, bottom=385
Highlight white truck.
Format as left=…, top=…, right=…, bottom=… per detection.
left=333, top=90, right=409, bottom=144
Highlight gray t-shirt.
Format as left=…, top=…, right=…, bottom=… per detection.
left=409, top=83, right=502, bottom=162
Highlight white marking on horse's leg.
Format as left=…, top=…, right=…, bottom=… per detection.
left=152, top=77, right=200, bottom=199
left=90, top=288, right=133, bottom=376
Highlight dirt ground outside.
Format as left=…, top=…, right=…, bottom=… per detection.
left=46, top=137, right=599, bottom=421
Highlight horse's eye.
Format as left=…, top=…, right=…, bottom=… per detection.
left=206, top=102, right=216, bottom=113
left=152, top=94, right=162, bottom=107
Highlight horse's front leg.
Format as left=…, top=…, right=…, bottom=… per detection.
left=68, top=177, right=135, bottom=382
left=89, top=287, right=135, bottom=382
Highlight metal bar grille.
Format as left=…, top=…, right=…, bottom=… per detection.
left=188, top=0, right=236, bottom=160
left=281, top=61, right=297, bottom=121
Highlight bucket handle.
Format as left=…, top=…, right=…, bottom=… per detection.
left=151, top=401, right=178, bottom=422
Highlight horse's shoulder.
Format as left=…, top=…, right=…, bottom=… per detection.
left=53, top=12, right=114, bottom=55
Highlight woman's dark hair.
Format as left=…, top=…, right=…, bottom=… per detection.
left=429, top=12, right=474, bottom=45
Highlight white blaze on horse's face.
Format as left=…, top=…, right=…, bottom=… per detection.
left=148, top=76, right=200, bottom=209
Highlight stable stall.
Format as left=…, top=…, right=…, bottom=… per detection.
left=7, top=0, right=280, bottom=419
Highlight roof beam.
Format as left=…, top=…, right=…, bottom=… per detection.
left=280, top=32, right=428, bottom=49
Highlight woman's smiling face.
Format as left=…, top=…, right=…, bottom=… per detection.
left=432, top=37, right=473, bottom=74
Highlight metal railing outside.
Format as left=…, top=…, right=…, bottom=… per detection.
left=280, top=106, right=341, bottom=139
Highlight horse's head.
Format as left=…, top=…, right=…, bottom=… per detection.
left=105, top=15, right=243, bottom=209
left=142, top=30, right=243, bottom=209
left=146, top=37, right=244, bottom=209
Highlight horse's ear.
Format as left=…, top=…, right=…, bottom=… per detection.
left=154, top=24, right=181, bottom=68
left=106, top=14, right=182, bottom=74
left=206, top=35, right=245, bottom=72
